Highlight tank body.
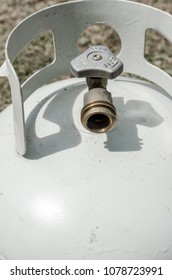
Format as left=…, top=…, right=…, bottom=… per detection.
left=0, top=77, right=172, bottom=260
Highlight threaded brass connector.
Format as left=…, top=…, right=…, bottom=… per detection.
left=81, top=88, right=117, bottom=133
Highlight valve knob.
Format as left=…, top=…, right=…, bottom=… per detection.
left=70, top=45, right=123, bottom=79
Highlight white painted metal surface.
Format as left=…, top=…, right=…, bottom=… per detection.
left=0, top=0, right=172, bottom=259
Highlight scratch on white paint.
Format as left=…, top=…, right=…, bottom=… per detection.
left=126, top=18, right=139, bottom=26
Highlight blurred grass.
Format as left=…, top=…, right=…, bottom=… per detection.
left=13, top=29, right=55, bottom=84
left=0, top=0, right=172, bottom=111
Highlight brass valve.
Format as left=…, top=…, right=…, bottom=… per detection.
left=70, top=46, right=123, bottom=133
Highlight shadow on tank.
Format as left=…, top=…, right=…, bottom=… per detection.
left=104, top=96, right=163, bottom=152
left=25, top=83, right=86, bottom=159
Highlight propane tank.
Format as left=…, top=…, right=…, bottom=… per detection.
left=0, top=0, right=172, bottom=260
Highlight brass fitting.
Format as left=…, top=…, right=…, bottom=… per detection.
left=81, top=87, right=117, bottom=133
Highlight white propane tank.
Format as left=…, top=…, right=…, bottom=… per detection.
left=0, top=0, right=172, bottom=260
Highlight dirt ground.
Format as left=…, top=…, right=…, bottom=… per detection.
left=0, top=0, right=171, bottom=111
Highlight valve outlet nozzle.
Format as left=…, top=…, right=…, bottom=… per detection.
left=81, top=88, right=117, bottom=133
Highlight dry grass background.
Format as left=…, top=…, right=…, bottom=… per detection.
left=0, top=0, right=171, bottom=112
